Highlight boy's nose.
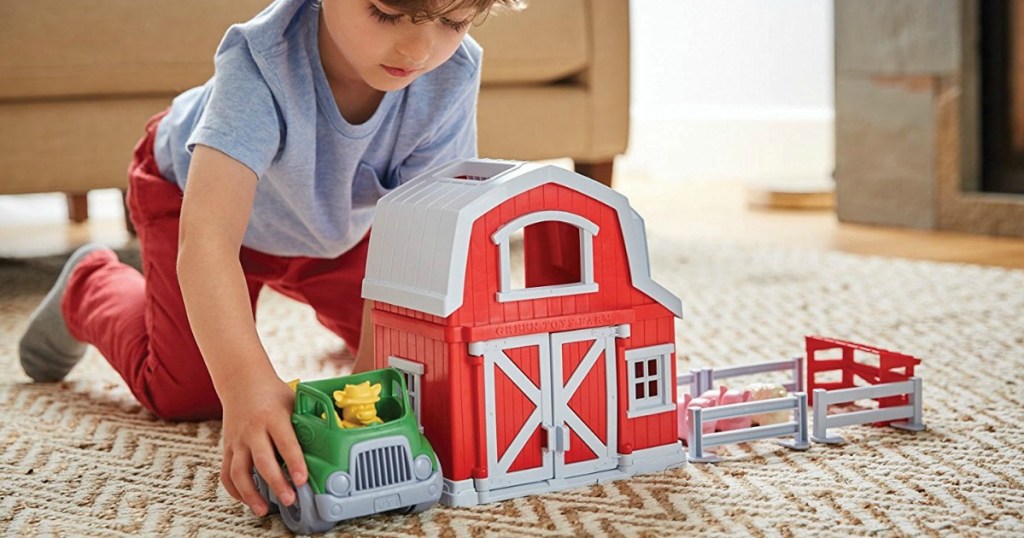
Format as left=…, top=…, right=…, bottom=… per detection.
left=395, top=28, right=432, bottom=66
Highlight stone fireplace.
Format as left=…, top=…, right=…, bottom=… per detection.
left=835, top=0, right=1024, bottom=237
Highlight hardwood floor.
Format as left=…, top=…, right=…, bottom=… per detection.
left=0, top=191, right=134, bottom=258
left=2, top=179, right=1024, bottom=269
left=616, top=178, right=1024, bottom=269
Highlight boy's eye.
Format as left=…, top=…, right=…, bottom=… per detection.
left=368, top=4, right=401, bottom=25
left=440, top=17, right=471, bottom=32
left=369, top=2, right=472, bottom=32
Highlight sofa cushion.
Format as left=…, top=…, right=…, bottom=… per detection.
left=0, top=0, right=269, bottom=100
left=0, top=0, right=589, bottom=101
left=0, top=97, right=172, bottom=193
left=471, top=0, right=588, bottom=85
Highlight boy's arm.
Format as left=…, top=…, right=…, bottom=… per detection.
left=177, top=144, right=305, bottom=516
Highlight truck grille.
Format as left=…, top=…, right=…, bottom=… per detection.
left=353, top=443, right=413, bottom=491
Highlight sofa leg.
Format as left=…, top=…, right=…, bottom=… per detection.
left=121, top=189, right=136, bottom=236
left=574, top=160, right=615, bottom=188
left=66, top=193, right=89, bottom=223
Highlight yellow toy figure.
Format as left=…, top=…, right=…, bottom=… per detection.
left=333, top=381, right=384, bottom=429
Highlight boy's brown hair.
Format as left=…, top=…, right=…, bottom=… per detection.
left=381, top=0, right=526, bottom=25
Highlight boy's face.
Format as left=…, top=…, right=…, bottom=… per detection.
left=321, top=0, right=476, bottom=92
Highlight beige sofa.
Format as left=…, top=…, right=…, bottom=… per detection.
left=0, top=0, right=629, bottom=224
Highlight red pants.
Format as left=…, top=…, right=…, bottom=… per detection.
left=62, top=112, right=369, bottom=421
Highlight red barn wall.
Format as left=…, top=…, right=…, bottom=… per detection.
left=616, top=315, right=679, bottom=453
left=446, top=182, right=680, bottom=453
left=374, top=323, right=480, bottom=481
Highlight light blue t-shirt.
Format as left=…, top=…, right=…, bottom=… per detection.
left=154, top=0, right=480, bottom=258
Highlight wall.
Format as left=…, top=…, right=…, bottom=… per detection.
left=623, top=0, right=835, bottom=184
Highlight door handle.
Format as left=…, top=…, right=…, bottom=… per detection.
left=555, top=425, right=571, bottom=454
left=543, top=425, right=572, bottom=453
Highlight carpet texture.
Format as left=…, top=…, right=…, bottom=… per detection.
left=1, top=236, right=1023, bottom=537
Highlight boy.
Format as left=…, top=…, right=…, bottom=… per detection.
left=19, top=0, right=522, bottom=517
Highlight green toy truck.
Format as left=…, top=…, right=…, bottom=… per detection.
left=254, top=368, right=442, bottom=534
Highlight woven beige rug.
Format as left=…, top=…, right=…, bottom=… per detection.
left=2, top=236, right=1023, bottom=537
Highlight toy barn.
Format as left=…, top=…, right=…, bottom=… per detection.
left=361, top=159, right=686, bottom=506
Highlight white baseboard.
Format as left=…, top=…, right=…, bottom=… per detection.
left=621, top=106, right=835, bottom=184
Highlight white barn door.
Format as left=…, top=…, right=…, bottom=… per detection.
left=475, top=327, right=619, bottom=492
left=551, top=327, right=619, bottom=478
left=479, top=333, right=553, bottom=491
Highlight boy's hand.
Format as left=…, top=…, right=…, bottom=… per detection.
left=219, top=378, right=307, bottom=516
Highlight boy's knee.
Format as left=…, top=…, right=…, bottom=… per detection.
left=147, top=396, right=222, bottom=422
left=142, top=381, right=222, bottom=422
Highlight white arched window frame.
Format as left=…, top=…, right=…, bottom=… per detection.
left=491, top=210, right=600, bottom=303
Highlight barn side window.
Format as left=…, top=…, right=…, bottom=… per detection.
left=388, top=356, right=424, bottom=432
left=624, top=344, right=675, bottom=418
left=491, top=210, right=599, bottom=302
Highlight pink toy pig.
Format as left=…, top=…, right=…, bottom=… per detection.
left=706, top=385, right=753, bottom=431
left=678, top=392, right=718, bottom=444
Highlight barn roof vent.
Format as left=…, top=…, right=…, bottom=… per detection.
left=434, top=160, right=521, bottom=184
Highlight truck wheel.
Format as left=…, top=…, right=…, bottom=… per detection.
left=252, top=471, right=279, bottom=515
left=279, top=483, right=334, bottom=535
left=402, top=501, right=436, bottom=515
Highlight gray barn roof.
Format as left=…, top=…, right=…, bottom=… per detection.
left=361, top=159, right=683, bottom=319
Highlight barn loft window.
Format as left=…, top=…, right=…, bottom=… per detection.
left=624, top=344, right=675, bottom=419
left=492, top=210, right=599, bottom=303
left=388, top=356, right=424, bottom=433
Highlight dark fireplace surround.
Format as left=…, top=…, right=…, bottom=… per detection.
left=835, top=0, right=1024, bottom=237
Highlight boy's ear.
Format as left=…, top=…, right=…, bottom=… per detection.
left=371, top=383, right=381, bottom=397
left=333, top=390, right=347, bottom=406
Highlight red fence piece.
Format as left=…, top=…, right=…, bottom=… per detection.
left=805, top=336, right=920, bottom=420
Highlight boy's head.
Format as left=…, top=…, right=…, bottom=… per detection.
left=376, top=0, right=525, bottom=24
left=320, top=0, right=525, bottom=92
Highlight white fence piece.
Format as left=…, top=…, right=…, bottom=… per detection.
left=811, top=377, right=926, bottom=444
left=688, top=393, right=811, bottom=463
left=676, top=356, right=804, bottom=398
left=675, top=370, right=704, bottom=399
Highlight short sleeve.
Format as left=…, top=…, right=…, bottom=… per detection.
left=186, top=28, right=282, bottom=178
left=396, top=62, right=480, bottom=184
